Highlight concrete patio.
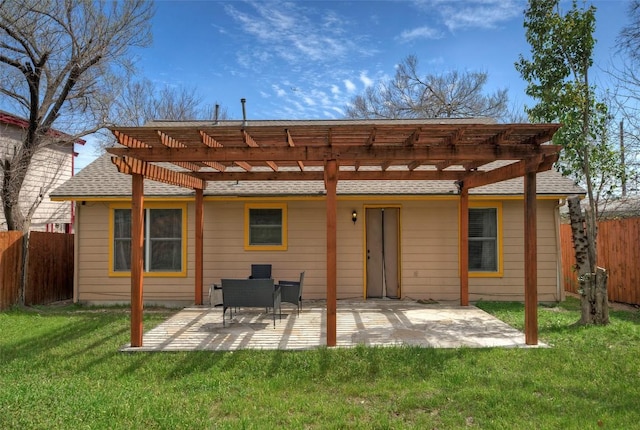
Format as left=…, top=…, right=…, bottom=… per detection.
left=121, top=299, right=543, bottom=352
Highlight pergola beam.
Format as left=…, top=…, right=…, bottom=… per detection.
left=193, top=169, right=469, bottom=181
left=463, top=154, right=557, bottom=189
left=113, top=130, right=151, bottom=148
left=111, top=156, right=206, bottom=190
left=107, top=144, right=561, bottom=164
left=286, top=129, right=305, bottom=171
left=199, top=131, right=228, bottom=172
left=243, top=130, right=278, bottom=171
left=157, top=131, right=202, bottom=171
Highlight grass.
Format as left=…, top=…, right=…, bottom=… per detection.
left=1, top=298, right=639, bottom=429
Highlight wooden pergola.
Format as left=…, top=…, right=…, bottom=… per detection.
left=106, top=119, right=562, bottom=348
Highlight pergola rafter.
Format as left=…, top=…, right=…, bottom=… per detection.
left=107, top=144, right=560, bottom=166
left=107, top=119, right=562, bottom=348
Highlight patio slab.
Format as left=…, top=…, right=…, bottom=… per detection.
left=121, top=299, right=545, bottom=352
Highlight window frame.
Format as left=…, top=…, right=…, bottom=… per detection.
left=244, top=203, right=288, bottom=251
left=468, top=201, right=503, bottom=278
left=109, top=202, right=188, bottom=277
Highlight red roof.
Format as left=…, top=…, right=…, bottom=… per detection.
left=0, top=110, right=86, bottom=145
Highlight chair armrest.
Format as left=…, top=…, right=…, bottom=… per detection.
left=278, top=280, right=300, bottom=287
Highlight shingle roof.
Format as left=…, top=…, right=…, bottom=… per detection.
left=51, top=153, right=585, bottom=199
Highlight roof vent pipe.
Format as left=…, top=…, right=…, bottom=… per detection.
left=213, top=104, right=219, bottom=125
left=241, top=98, right=247, bottom=127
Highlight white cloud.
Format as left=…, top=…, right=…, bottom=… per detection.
left=359, top=72, right=374, bottom=88
left=344, top=79, right=357, bottom=93
left=225, top=2, right=375, bottom=65
left=330, top=106, right=344, bottom=115
left=412, top=0, right=522, bottom=31
left=398, top=26, right=443, bottom=42
left=272, top=84, right=287, bottom=97
left=330, top=85, right=341, bottom=96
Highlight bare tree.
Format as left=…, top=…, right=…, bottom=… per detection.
left=345, top=55, right=510, bottom=121
left=98, top=78, right=229, bottom=150
left=612, top=0, right=640, bottom=194
left=618, top=0, right=640, bottom=63
left=0, top=0, right=154, bottom=231
left=112, top=79, right=229, bottom=127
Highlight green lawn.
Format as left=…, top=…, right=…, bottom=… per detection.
left=1, top=298, right=639, bottom=429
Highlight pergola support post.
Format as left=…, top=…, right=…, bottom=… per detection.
left=524, top=169, right=538, bottom=345
left=131, top=173, right=144, bottom=347
left=195, top=188, right=204, bottom=305
left=459, top=186, right=469, bottom=306
left=325, top=159, right=338, bottom=347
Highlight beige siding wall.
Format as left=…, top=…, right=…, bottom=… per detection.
left=401, top=199, right=461, bottom=300
left=0, top=123, right=74, bottom=231
left=75, top=201, right=195, bottom=305
left=75, top=197, right=562, bottom=305
left=465, top=199, right=561, bottom=302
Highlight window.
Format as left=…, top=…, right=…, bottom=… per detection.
left=244, top=203, right=287, bottom=250
left=468, top=203, right=502, bottom=276
left=110, top=204, right=186, bottom=276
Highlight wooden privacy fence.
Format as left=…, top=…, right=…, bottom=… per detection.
left=0, top=231, right=24, bottom=310
left=561, top=218, right=640, bottom=305
left=0, top=231, right=73, bottom=310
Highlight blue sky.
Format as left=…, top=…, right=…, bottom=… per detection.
left=75, top=0, right=631, bottom=170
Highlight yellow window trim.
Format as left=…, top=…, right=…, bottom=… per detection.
left=465, top=201, right=503, bottom=278
left=244, top=203, right=288, bottom=251
left=108, top=202, right=188, bottom=277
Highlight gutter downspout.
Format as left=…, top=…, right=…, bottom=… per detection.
left=73, top=201, right=80, bottom=303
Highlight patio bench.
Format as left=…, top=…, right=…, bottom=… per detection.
left=221, top=278, right=282, bottom=327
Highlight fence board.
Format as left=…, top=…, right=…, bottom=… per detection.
left=561, top=218, right=640, bottom=305
left=0, top=231, right=24, bottom=310
left=25, top=232, right=74, bottom=305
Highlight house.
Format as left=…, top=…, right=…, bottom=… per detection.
left=51, top=118, right=584, bottom=346
left=0, top=110, right=84, bottom=232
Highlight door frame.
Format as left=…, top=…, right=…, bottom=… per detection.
left=362, top=204, right=402, bottom=299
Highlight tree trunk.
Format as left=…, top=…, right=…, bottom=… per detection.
left=567, top=195, right=609, bottom=325
left=2, top=144, right=35, bottom=232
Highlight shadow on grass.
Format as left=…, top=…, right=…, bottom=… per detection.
left=1, top=305, right=176, bottom=370
left=476, top=299, right=640, bottom=349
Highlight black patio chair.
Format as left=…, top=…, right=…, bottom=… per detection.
left=278, top=271, right=305, bottom=315
left=249, top=264, right=272, bottom=279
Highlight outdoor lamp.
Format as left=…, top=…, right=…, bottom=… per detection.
left=352, top=210, right=358, bottom=224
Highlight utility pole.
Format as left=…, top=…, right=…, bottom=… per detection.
left=620, top=120, right=627, bottom=197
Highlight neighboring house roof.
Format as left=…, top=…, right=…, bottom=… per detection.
left=51, top=153, right=585, bottom=199
left=0, top=110, right=86, bottom=146
left=560, top=195, right=640, bottom=220
left=597, top=195, right=640, bottom=217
